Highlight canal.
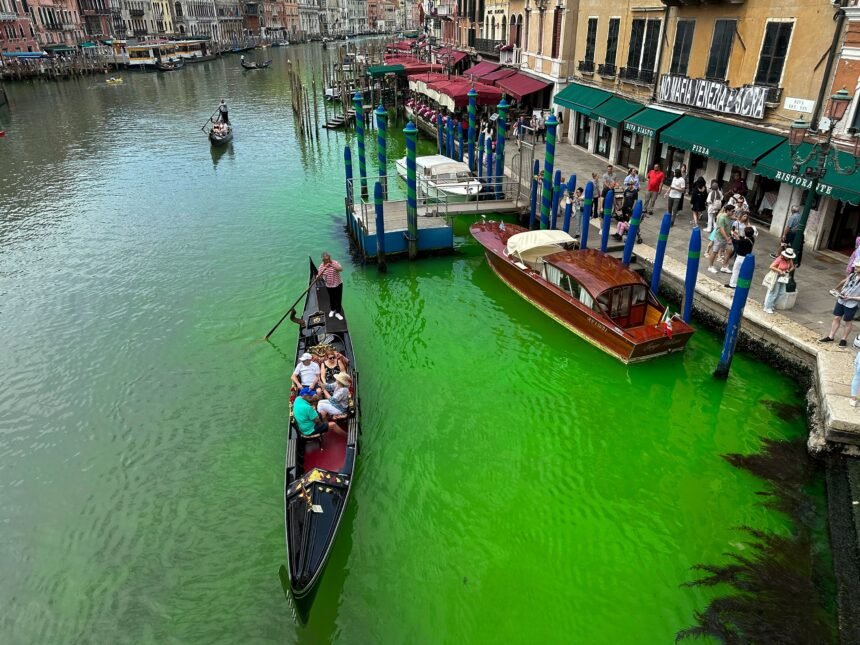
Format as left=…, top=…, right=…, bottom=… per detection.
left=0, top=43, right=836, bottom=642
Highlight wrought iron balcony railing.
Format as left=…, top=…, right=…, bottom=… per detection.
left=597, top=63, right=616, bottom=77
left=577, top=59, right=594, bottom=74
left=475, top=37, right=503, bottom=55
left=619, top=67, right=655, bottom=85
left=0, top=10, right=19, bottom=21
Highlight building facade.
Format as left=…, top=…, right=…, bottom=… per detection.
left=28, top=0, right=85, bottom=47
left=0, top=0, right=39, bottom=52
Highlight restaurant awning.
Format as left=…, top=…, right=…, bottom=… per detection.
left=495, top=72, right=551, bottom=102
left=368, top=64, right=405, bottom=77
left=463, top=61, right=499, bottom=77
left=623, top=107, right=682, bottom=138
left=44, top=45, right=76, bottom=53
left=553, top=82, right=612, bottom=115
left=2, top=51, right=46, bottom=58
left=754, top=141, right=860, bottom=205
left=589, top=96, right=643, bottom=129
left=660, top=115, right=785, bottom=168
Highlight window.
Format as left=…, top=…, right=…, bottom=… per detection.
left=626, top=18, right=644, bottom=70
left=670, top=20, right=694, bottom=75
left=641, top=19, right=661, bottom=72
left=551, top=7, right=562, bottom=58
left=706, top=19, right=736, bottom=80
left=584, top=17, right=597, bottom=62
left=755, top=21, right=793, bottom=87
left=605, top=18, right=619, bottom=65
left=626, top=18, right=660, bottom=72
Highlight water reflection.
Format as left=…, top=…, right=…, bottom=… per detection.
left=211, top=142, right=234, bottom=169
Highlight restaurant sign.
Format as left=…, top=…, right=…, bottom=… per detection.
left=658, top=74, right=768, bottom=120
left=624, top=122, right=656, bottom=138
left=772, top=170, right=834, bottom=196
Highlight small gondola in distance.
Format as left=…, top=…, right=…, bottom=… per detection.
left=284, top=258, right=360, bottom=602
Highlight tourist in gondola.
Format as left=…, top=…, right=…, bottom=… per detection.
left=291, top=352, right=321, bottom=392
left=218, top=98, right=229, bottom=124
left=317, top=372, right=351, bottom=419
left=294, top=387, right=343, bottom=436
left=321, top=349, right=347, bottom=391
left=316, top=251, right=344, bottom=320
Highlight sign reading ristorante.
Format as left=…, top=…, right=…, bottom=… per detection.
left=658, top=74, right=768, bottom=120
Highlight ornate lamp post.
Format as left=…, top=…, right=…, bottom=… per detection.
left=788, top=89, right=859, bottom=277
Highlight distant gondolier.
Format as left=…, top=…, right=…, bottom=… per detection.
left=317, top=252, right=344, bottom=321
left=218, top=98, right=229, bottom=124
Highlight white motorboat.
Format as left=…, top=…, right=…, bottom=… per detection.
left=395, top=154, right=483, bottom=203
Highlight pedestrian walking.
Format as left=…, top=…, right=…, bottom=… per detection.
left=690, top=176, right=707, bottom=228
left=644, top=163, right=664, bottom=214
left=706, top=205, right=734, bottom=273
left=705, top=181, right=723, bottom=232
left=316, top=251, right=344, bottom=320
left=762, top=248, right=796, bottom=314
left=820, top=261, right=860, bottom=344
left=725, top=226, right=756, bottom=289
left=537, top=112, right=546, bottom=142
left=772, top=204, right=802, bottom=259
left=667, top=168, right=686, bottom=225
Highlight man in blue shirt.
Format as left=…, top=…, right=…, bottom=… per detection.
left=293, top=387, right=342, bottom=437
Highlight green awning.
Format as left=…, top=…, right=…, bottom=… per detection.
left=589, top=96, right=643, bottom=129
left=660, top=115, right=785, bottom=167
left=754, top=141, right=860, bottom=205
left=553, top=82, right=611, bottom=115
left=623, top=107, right=681, bottom=138
left=44, top=45, right=75, bottom=53
left=368, top=64, right=405, bottom=77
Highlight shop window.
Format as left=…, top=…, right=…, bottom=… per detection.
left=754, top=21, right=793, bottom=87
left=706, top=19, right=736, bottom=81
left=584, top=17, right=597, bottom=63
left=669, top=20, right=694, bottom=75
left=596, top=122, right=612, bottom=158
left=605, top=18, right=619, bottom=66
left=575, top=112, right=591, bottom=148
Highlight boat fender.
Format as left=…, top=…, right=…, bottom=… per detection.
left=0, top=131, right=5, bottom=137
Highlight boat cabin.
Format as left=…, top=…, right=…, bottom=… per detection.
left=127, top=42, right=177, bottom=67
left=174, top=39, right=210, bottom=60
left=417, top=155, right=473, bottom=185
left=505, top=230, right=665, bottom=330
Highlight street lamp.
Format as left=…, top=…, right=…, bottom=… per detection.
left=787, top=89, right=859, bottom=290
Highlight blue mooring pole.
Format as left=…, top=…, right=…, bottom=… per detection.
left=374, top=181, right=387, bottom=273
left=477, top=131, right=485, bottom=179
left=458, top=124, right=465, bottom=162
left=714, top=255, right=756, bottom=379
left=447, top=118, right=454, bottom=159
left=375, top=105, right=387, bottom=200
left=467, top=88, right=477, bottom=171
left=494, top=97, right=509, bottom=200
left=404, top=120, right=419, bottom=260
left=539, top=114, right=558, bottom=229
left=562, top=174, right=576, bottom=235
left=650, top=213, right=672, bottom=295
left=529, top=159, right=540, bottom=229
left=622, top=200, right=643, bottom=266
left=344, top=146, right=353, bottom=214
left=581, top=181, right=594, bottom=249
left=436, top=112, right=443, bottom=155
left=352, top=93, right=367, bottom=201
left=682, top=227, right=702, bottom=324
left=550, top=170, right=561, bottom=230
left=600, top=188, right=614, bottom=252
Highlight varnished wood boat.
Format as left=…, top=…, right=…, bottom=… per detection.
left=471, top=221, right=694, bottom=363
left=284, top=258, right=360, bottom=600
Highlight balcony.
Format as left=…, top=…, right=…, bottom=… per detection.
left=62, top=23, right=77, bottom=29
left=129, top=9, right=144, bottom=17
left=0, top=10, right=19, bottom=21
left=577, top=59, right=594, bottom=74
left=133, top=28, right=147, bottom=36
left=762, top=85, right=782, bottom=106
left=597, top=63, right=616, bottom=78
left=619, top=67, right=655, bottom=85
left=475, top=37, right=502, bottom=56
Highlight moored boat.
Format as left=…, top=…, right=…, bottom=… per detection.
left=208, top=122, right=233, bottom=145
left=470, top=221, right=694, bottom=363
left=395, top=154, right=482, bottom=203
left=284, top=258, right=360, bottom=600
left=241, top=56, right=272, bottom=69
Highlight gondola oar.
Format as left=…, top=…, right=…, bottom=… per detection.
left=264, top=276, right=318, bottom=341
left=200, top=108, right=219, bottom=132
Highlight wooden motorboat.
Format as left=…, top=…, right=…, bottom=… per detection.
left=470, top=221, right=694, bottom=363
left=395, top=154, right=482, bottom=203
left=241, top=56, right=271, bottom=69
left=284, top=258, right=360, bottom=600
left=208, top=122, right=233, bottom=145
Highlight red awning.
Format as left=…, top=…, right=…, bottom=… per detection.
left=480, top=67, right=518, bottom=84
left=407, top=72, right=450, bottom=83
left=495, top=72, right=551, bottom=102
left=462, top=61, right=499, bottom=77
left=431, top=79, right=503, bottom=108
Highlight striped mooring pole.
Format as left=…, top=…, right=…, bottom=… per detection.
left=682, top=227, right=702, bottom=323
left=622, top=200, right=643, bottom=266
left=581, top=181, right=594, bottom=249
left=436, top=112, right=444, bottom=155
left=600, top=188, right=614, bottom=253
left=477, top=131, right=485, bottom=179
left=650, top=213, right=673, bottom=295
left=494, top=97, right=509, bottom=200
left=714, top=254, right=755, bottom=379
left=344, top=146, right=353, bottom=215
left=467, top=87, right=477, bottom=171
left=375, top=105, right=387, bottom=199
left=352, top=92, right=368, bottom=201
left=447, top=117, right=454, bottom=159
left=529, top=159, right=540, bottom=230
left=404, top=120, right=419, bottom=260
left=374, top=181, right=387, bottom=272
left=540, top=114, right=558, bottom=229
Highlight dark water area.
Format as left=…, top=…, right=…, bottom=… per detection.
left=0, top=43, right=836, bottom=643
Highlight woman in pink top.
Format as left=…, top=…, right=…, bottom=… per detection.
left=316, top=252, right=344, bottom=320
left=763, top=248, right=796, bottom=314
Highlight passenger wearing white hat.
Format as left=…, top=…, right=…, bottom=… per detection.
left=291, top=351, right=321, bottom=391
left=762, top=248, right=796, bottom=314
left=820, top=260, right=860, bottom=346
left=317, top=372, right=351, bottom=418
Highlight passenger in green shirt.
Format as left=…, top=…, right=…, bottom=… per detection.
left=706, top=204, right=735, bottom=274
left=293, top=387, right=343, bottom=437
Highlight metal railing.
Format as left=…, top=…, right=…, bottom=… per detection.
left=763, top=85, right=782, bottom=105
left=0, top=10, right=18, bottom=21
left=598, top=63, right=616, bottom=77
left=619, top=67, right=655, bottom=84
left=475, top=38, right=503, bottom=55
left=577, top=60, right=594, bottom=74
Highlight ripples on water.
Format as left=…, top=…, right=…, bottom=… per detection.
left=0, top=45, right=829, bottom=643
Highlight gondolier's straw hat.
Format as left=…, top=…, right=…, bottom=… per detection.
left=334, top=372, right=352, bottom=386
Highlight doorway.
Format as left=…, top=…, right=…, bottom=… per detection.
left=828, top=201, right=860, bottom=255
left=617, top=130, right=642, bottom=170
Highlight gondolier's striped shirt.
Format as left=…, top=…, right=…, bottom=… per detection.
left=318, top=261, right=342, bottom=288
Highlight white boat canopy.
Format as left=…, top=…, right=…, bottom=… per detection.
left=505, top=230, right=576, bottom=264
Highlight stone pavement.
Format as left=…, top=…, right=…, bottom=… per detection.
left=503, top=139, right=860, bottom=448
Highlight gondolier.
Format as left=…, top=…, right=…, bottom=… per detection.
left=316, top=252, right=344, bottom=320
left=218, top=98, right=229, bottom=124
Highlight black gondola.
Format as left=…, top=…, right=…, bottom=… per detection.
left=208, top=123, right=233, bottom=146
left=284, top=258, right=360, bottom=600
left=157, top=58, right=184, bottom=71
left=241, top=59, right=272, bottom=70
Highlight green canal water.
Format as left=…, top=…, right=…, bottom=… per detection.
left=0, top=44, right=833, bottom=643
